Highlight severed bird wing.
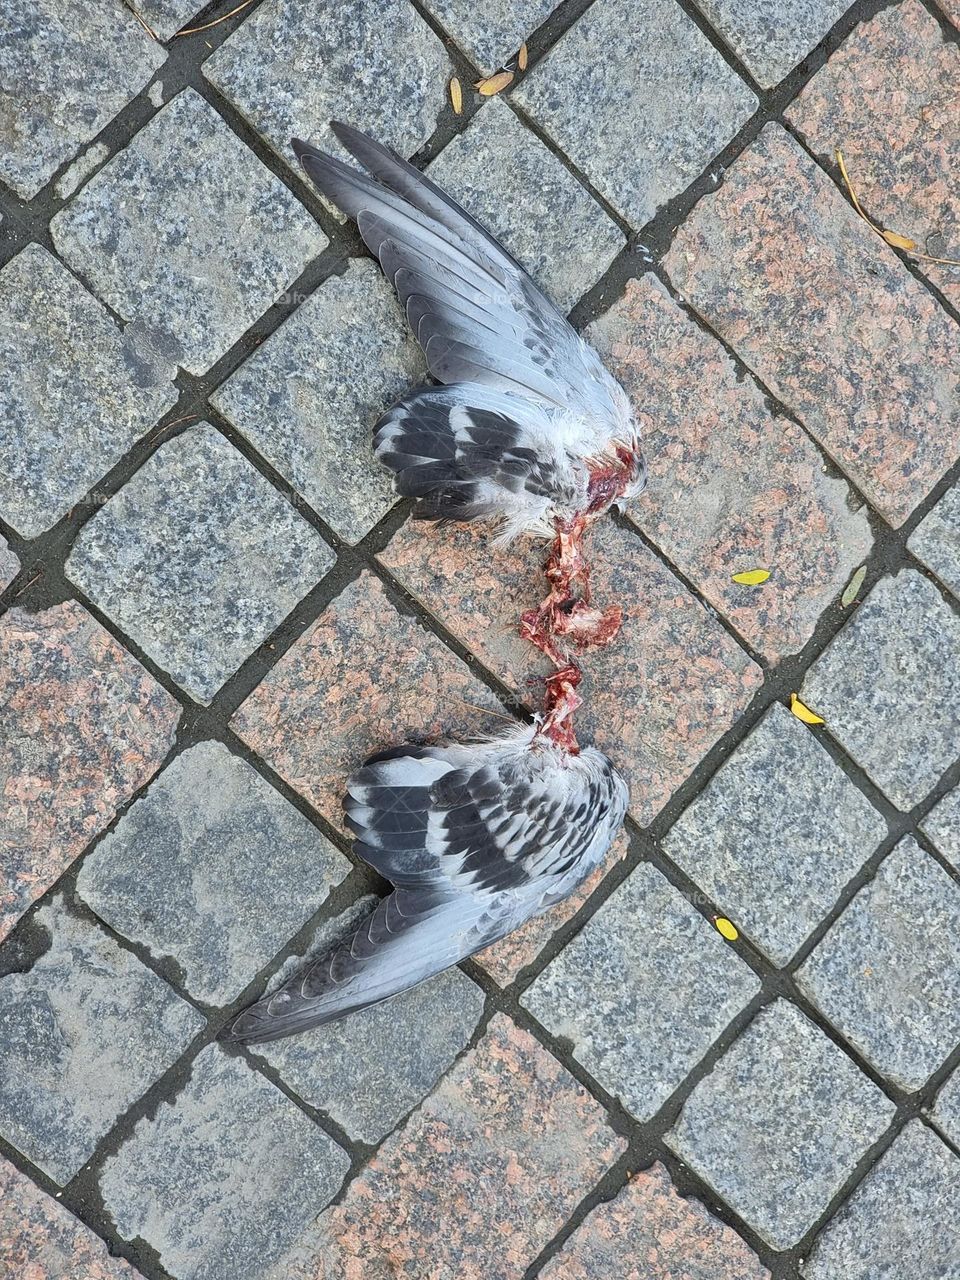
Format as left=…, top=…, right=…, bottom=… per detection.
left=222, top=728, right=627, bottom=1043
left=373, top=382, right=583, bottom=531
left=291, top=123, right=630, bottom=434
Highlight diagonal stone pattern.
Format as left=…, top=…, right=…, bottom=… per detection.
left=1, top=0, right=959, bottom=1276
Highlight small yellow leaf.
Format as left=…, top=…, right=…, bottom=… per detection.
left=714, top=917, right=738, bottom=941
left=475, top=70, right=514, bottom=96
left=449, top=76, right=463, bottom=115
left=882, top=228, right=918, bottom=252
left=841, top=564, right=867, bottom=608
left=732, top=568, right=770, bottom=585
left=518, top=42, right=528, bottom=71
left=790, top=693, right=824, bottom=725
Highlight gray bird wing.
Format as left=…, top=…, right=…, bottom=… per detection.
left=291, top=124, right=630, bottom=434
left=373, top=382, right=581, bottom=529
left=222, top=729, right=627, bottom=1043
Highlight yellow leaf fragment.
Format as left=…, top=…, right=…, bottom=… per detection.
left=475, top=70, right=514, bottom=96
left=518, top=42, right=528, bottom=70
left=790, top=693, right=824, bottom=725
left=841, top=564, right=867, bottom=608
left=731, top=568, right=770, bottom=585
left=882, top=228, right=917, bottom=252
left=449, top=76, right=463, bottom=115
left=714, top=917, right=739, bottom=941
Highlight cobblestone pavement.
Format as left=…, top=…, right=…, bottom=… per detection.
left=1, top=1, right=960, bottom=1277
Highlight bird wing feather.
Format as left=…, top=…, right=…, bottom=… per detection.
left=222, top=730, right=627, bottom=1042
left=292, top=124, right=629, bottom=432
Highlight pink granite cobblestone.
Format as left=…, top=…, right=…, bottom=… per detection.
left=664, top=123, right=960, bottom=527
left=0, top=600, right=180, bottom=941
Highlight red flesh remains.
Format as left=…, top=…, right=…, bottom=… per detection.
left=521, top=448, right=639, bottom=754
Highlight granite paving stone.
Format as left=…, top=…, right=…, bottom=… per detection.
left=909, top=480, right=960, bottom=600
left=129, top=0, right=203, bottom=40
left=787, top=0, right=960, bottom=304
left=587, top=274, right=872, bottom=659
left=0, top=600, right=180, bottom=942
left=514, top=0, right=757, bottom=228
left=524, top=862, right=760, bottom=1120
left=204, top=0, right=450, bottom=175
left=0, top=0, right=164, bottom=200
left=475, top=831, right=629, bottom=987
left=425, top=100, right=625, bottom=313
left=51, top=89, right=326, bottom=375
left=0, top=897, right=203, bottom=1184
left=796, top=837, right=960, bottom=1091
left=271, top=1014, right=625, bottom=1280
left=381, top=515, right=763, bottom=825
left=666, top=1000, right=896, bottom=1249
left=801, top=570, right=960, bottom=810
left=254, top=899, right=485, bottom=1143
left=0, top=536, right=18, bottom=591
left=663, top=703, right=886, bottom=965
left=423, top=0, right=555, bottom=73
left=921, top=785, right=960, bottom=870
left=691, top=0, right=849, bottom=87
left=53, top=142, right=110, bottom=201
left=100, top=1045, right=350, bottom=1280
left=945, top=1, right=960, bottom=30
left=0, top=1155, right=141, bottom=1279
left=664, top=124, right=960, bottom=527
left=212, top=260, right=425, bottom=543
left=802, top=1121, right=960, bottom=1280
left=931, top=1067, right=960, bottom=1147
left=76, top=741, right=350, bottom=1006
left=66, top=423, right=334, bottom=704
left=231, top=569, right=507, bottom=832
left=539, top=1161, right=770, bottom=1280
left=0, top=244, right=177, bottom=538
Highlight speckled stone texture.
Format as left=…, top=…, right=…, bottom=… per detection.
left=787, top=0, right=960, bottom=304
left=802, top=1121, right=960, bottom=1280
left=425, top=100, right=625, bottom=313
left=0, top=600, right=180, bottom=942
left=514, top=0, right=757, bottom=228
left=524, top=863, right=759, bottom=1120
left=540, top=1162, right=770, bottom=1280
left=381, top=516, right=762, bottom=825
left=254, top=899, right=485, bottom=1143
left=231, top=570, right=506, bottom=831
left=663, top=703, right=886, bottom=965
left=909, top=481, right=960, bottom=600
left=100, top=1046, right=349, bottom=1280
left=587, top=275, right=872, bottom=659
left=274, top=1015, right=625, bottom=1280
left=213, top=261, right=424, bottom=543
left=0, top=536, right=18, bottom=590
left=67, top=423, right=334, bottom=703
left=801, top=571, right=960, bottom=810
left=204, top=0, right=449, bottom=173
left=0, top=0, right=163, bottom=199
left=475, top=831, right=629, bottom=986
left=796, top=838, right=960, bottom=1091
left=692, top=0, right=849, bottom=87
left=922, top=785, right=960, bottom=870
left=423, top=0, right=554, bottom=73
left=0, top=898, right=203, bottom=1184
left=0, top=1155, right=141, bottom=1279
left=931, top=1068, right=960, bottom=1147
left=76, top=742, right=350, bottom=1006
left=664, top=124, right=960, bottom=527
left=0, top=244, right=177, bottom=537
left=131, top=0, right=202, bottom=40
left=51, top=89, right=326, bottom=375
left=667, top=1000, right=895, bottom=1249
left=53, top=142, right=110, bottom=200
